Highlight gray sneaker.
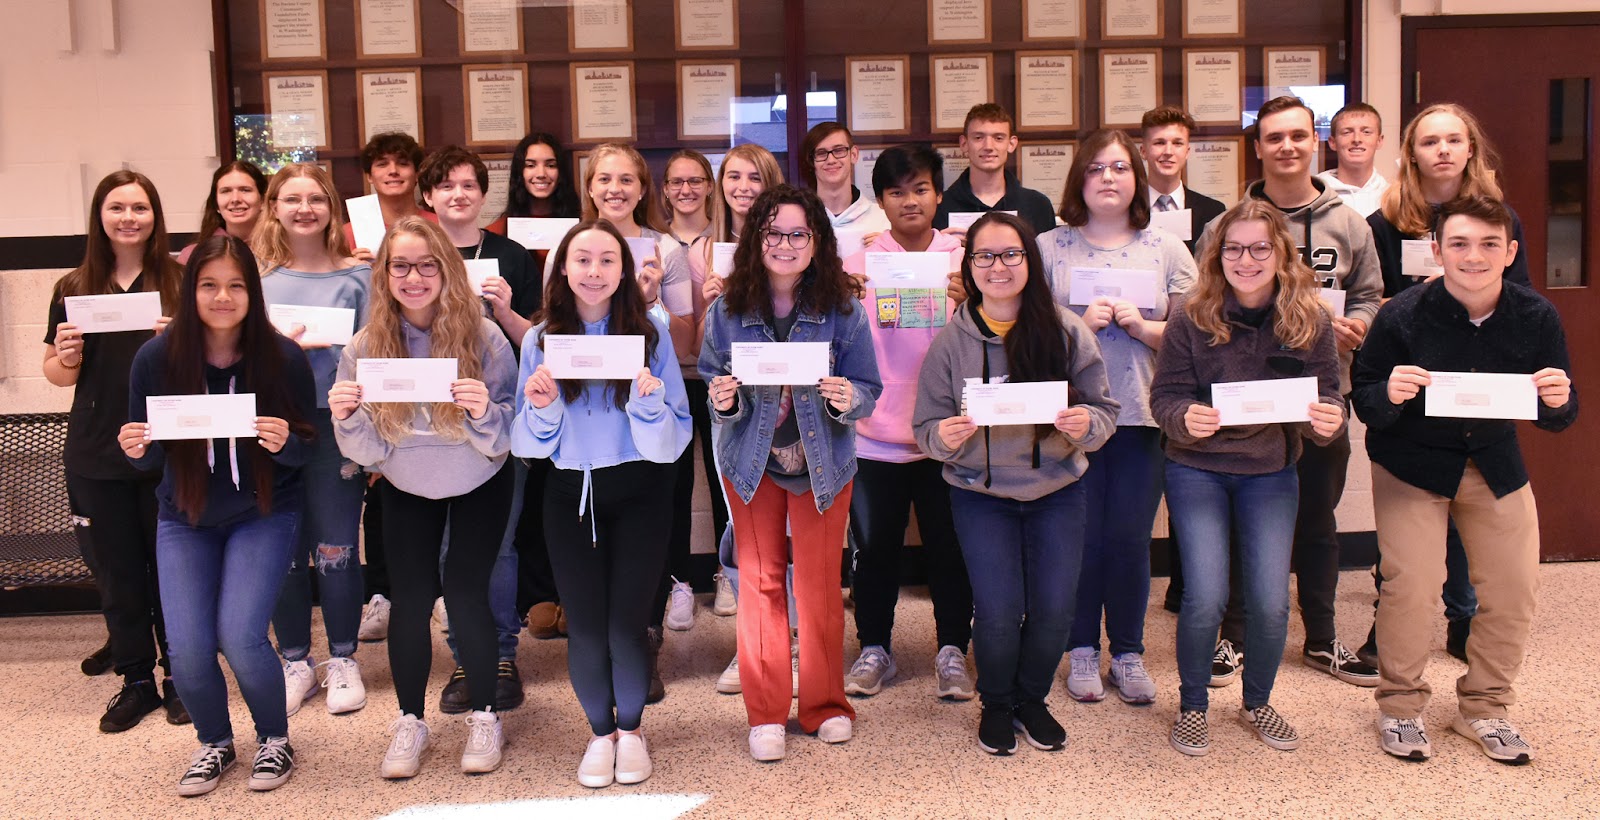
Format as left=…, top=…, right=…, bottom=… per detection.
left=844, top=646, right=896, bottom=696
left=1452, top=716, right=1533, bottom=765
left=934, top=645, right=975, bottom=700
left=1107, top=653, right=1157, bottom=704
left=1378, top=714, right=1431, bottom=761
left=1065, top=647, right=1105, bottom=702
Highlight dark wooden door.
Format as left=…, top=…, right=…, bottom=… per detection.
left=1408, top=18, right=1600, bottom=560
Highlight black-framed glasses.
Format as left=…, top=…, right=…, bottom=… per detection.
left=1085, top=161, right=1134, bottom=177
left=763, top=229, right=814, bottom=249
left=665, top=176, right=708, bottom=191
left=970, top=249, right=1027, bottom=268
left=1220, top=242, right=1275, bottom=261
left=812, top=145, right=851, bottom=162
left=387, top=258, right=441, bottom=278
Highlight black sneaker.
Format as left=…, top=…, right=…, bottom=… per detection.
left=438, top=666, right=471, bottom=715
left=977, top=703, right=1016, bottom=756
left=163, top=678, right=192, bottom=725
left=1447, top=618, right=1471, bottom=664
left=177, top=743, right=236, bottom=797
left=495, top=660, right=525, bottom=711
left=81, top=642, right=113, bottom=676
left=247, top=737, right=294, bottom=791
left=1010, top=701, right=1066, bottom=751
left=646, top=627, right=666, bottom=705
left=1303, top=640, right=1380, bottom=687
left=100, top=679, right=162, bottom=733
left=1208, top=639, right=1242, bottom=688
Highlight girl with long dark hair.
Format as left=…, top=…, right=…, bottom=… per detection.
left=178, top=161, right=269, bottom=263
left=504, top=132, right=583, bottom=221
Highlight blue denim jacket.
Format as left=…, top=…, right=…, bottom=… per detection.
left=698, top=297, right=882, bottom=512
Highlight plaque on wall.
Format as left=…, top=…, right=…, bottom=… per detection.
left=458, top=0, right=521, bottom=54
left=1102, top=0, right=1161, bottom=40
left=930, top=54, right=994, bottom=133
left=1182, top=0, right=1243, bottom=38
left=1099, top=49, right=1160, bottom=129
left=1264, top=46, right=1326, bottom=99
left=1183, top=49, right=1244, bottom=127
left=357, top=68, right=423, bottom=144
left=354, top=0, right=420, bottom=59
left=571, top=62, right=638, bottom=143
left=1015, top=51, right=1077, bottom=132
left=1188, top=137, right=1244, bottom=207
left=570, top=0, right=633, bottom=53
left=261, top=0, right=326, bottom=61
left=263, top=70, right=330, bottom=151
left=675, top=0, right=738, bottom=50
left=462, top=64, right=529, bottom=146
left=928, top=0, right=990, bottom=45
left=1022, top=0, right=1083, bottom=41
left=678, top=60, right=740, bottom=140
left=846, top=55, right=911, bottom=136
left=1019, top=142, right=1075, bottom=214
left=481, top=153, right=512, bottom=227
left=936, top=145, right=970, bottom=191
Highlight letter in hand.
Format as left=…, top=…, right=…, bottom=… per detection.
left=524, top=363, right=560, bottom=410
left=635, top=367, right=663, bottom=398
left=451, top=378, right=490, bottom=419
left=1386, top=364, right=1431, bottom=405
left=328, top=380, right=364, bottom=420
left=1054, top=406, right=1092, bottom=439
left=352, top=247, right=376, bottom=263
left=1184, top=402, right=1220, bottom=439
left=117, top=422, right=152, bottom=458
left=481, top=276, right=512, bottom=312
left=938, top=415, right=978, bottom=451
left=1532, top=367, right=1571, bottom=409
left=1307, top=401, right=1344, bottom=438
left=288, top=323, right=331, bottom=350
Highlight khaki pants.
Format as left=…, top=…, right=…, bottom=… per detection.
left=1372, top=463, right=1541, bottom=719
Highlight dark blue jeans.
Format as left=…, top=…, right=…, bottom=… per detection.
left=1167, top=461, right=1298, bottom=713
left=1070, top=426, right=1165, bottom=656
left=158, top=509, right=299, bottom=746
left=952, top=481, right=1087, bottom=709
left=272, top=411, right=365, bottom=662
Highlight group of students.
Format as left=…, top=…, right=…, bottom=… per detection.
left=43, top=93, right=1575, bottom=796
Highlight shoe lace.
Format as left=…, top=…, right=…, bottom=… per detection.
left=669, top=577, right=694, bottom=608
left=465, top=712, right=498, bottom=750
left=938, top=648, right=967, bottom=679
left=751, top=724, right=784, bottom=742
left=1115, top=655, right=1151, bottom=682
left=104, top=681, right=151, bottom=711
left=316, top=658, right=352, bottom=690
left=1213, top=640, right=1239, bottom=665
left=254, top=737, right=291, bottom=772
left=1471, top=718, right=1529, bottom=747
left=1069, top=651, right=1099, bottom=678
left=388, top=716, right=425, bottom=754
left=849, top=650, right=887, bottom=677
left=184, top=744, right=230, bottom=779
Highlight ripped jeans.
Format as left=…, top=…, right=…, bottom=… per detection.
left=272, top=410, right=367, bottom=662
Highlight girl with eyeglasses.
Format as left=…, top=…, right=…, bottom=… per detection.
left=1151, top=199, right=1345, bottom=757
left=699, top=185, right=882, bottom=762
left=799, top=122, right=889, bottom=242
left=329, top=217, right=518, bottom=777
left=252, top=163, right=374, bottom=720
left=1038, top=129, right=1198, bottom=706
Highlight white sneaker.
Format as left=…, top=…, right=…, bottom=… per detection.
left=712, top=572, right=737, bottom=616
left=317, top=657, right=367, bottom=714
left=578, top=733, right=616, bottom=788
left=460, top=710, right=504, bottom=773
left=716, top=655, right=741, bottom=694
left=433, top=597, right=449, bottom=634
left=1107, top=653, right=1157, bottom=704
left=381, top=714, right=430, bottom=779
left=844, top=646, right=896, bottom=696
left=1065, top=647, right=1105, bottom=702
left=748, top=723, right=785, bottom=761
left=817, top=715, right=853, bottom=744
left=282, top=659, right=317, bottom=716
left=934, top=645, right=976, bottom=701
left=357, top=594, right=390, bottom=641
left=664, top=577, right=697, bottom=631
left=614, top=731, right=652, bottom=784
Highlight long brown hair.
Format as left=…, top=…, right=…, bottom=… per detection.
left=58, top=171, right=181, bottom=309
left=251, top=163, right=353, bottom=271
left=194, top=161, right=269, bottom=243
left=580, top=143, right=667, bottom=233
left=1057, top=129, right=1151, bottom=229
left=359, top=217, right=486, bottom=443
left=1188, top=200, right=1326, bottom=350
left=716, top=144, right=786, bottom=242
left=1380, top=102, right=1504, bottom=236
left=721, top=185, right=860, bottom=321
left=537, top=220, right=661, bottom=410
left=163, top=236, right=312, bottom=524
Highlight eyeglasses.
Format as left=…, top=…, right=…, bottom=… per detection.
left=278, top=195, right=331, bottom=209
left=665, top=176, right=708, bottom=191
left=812, top=145, right=852, bottom=162
left=1220, top=242, right=1275, bottom=261
left=969, top=249, right=1027, bottom=268
left=763, top=229, right=814, bottom=249
left=387, top=258, right=441, bottom=278
left=1085, top=162, right=1134, bottom=177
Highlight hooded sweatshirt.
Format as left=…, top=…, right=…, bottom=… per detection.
left=1195, top=177, right=1383, bottom=393
left=912, top=302, right=1119, bottom=501
left=829, top=187, right=891, bottom=237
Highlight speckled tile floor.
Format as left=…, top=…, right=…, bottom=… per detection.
left=5, top=564, right=1599, bottom=820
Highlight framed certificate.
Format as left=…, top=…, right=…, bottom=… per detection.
left=1022, top=0, right=1083, bottom=41
left=261, top=0, right=325, bottom=61
left=1099, top=50, right=1160, bottom=129
left=1264, top=46, right=1326, bottom=99
left=262, top=70, right=330, bottom=151
left=1015, top=51, right=1077, bottom=132
left=675, top=0, right=738, bottom=50
left=677, top=60, right=739, bottom=141
left=1018, top=143, right=1075, bottom=214
left=480, top=153, right=512, bottom=228
left=354, top=0, right=420, bottom=59
left=930, top=54, right=994, bottom=133
left=1102, top=0, right=1161, bottom=40
left=927, top=0, right=989, bottom=45
left=462, top=64, right=529, bottom=146
left=1188, top=137, right=1244, bottom=207
left=458, top=0, right=521, bottom=54
left=357, top=68, right=423, bottom=144
left=936, top=145, right=970, bottom=190
left=574, top=150, right=593, bottom=186
left=1183, top=49, right=1243, bottom=127
left=570, top=0, right=633, bottom=53
left=1183, top=0, right=1243, bottom=37
left=571, top=62, right=637, bottom=143
left=845, top=55, right=911, bottom=136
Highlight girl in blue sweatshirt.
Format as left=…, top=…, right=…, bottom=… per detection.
left=512, top=220, right=692, bottom=789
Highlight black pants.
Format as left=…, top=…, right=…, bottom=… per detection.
left=546, top=461, right=674, bottom=735
left=849, top=458, right=973, bottom=654
left=515, top=456, right=559, bottom=611
left=381, top=462, right=513, bottom=717
left=362, top=477, right=389, bottom=599
left=1289, top=434, right=1350, bottom=647
left=67, top=472, right=168, bottom=682
left=652, top=378, right=726, bottom=626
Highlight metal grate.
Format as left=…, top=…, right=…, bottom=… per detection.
left=0, top=414, right=92, bottom=587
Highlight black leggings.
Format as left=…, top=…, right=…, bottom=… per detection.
left=546, top=460, right=675, bottom=735
left=653, top=378, right=725, bottom=626
left=67, top=472, right=168, bottom=682
left=381, top=462, right=513, bottom=717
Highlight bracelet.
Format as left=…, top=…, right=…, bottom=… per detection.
left=59, top=353, right=82, bottom=369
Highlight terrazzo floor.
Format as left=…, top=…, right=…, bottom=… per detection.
left=4, top=565, right=1599, bottom=819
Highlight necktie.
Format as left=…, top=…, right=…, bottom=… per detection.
left=1156, top=194, right=1176, bottom=212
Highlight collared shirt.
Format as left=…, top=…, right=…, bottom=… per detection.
left=933, top=168, right=1057, bottom=235
left=1147, top=185, right=1186, bottom=211
left=1351, top=279, right=1579, bottom=498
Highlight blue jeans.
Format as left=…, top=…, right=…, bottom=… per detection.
left=444, top=456, right=526, bottom=661
left=1443, top=523, right=1478, bottom=622
left=1070, top=426, right=1165, bottom=656
left=272, top=411, right=365, bottom=662
left=1167, top=461, right=1299, bottom=712
left=952, top=482, right=1087, bottom=709
left=158, top=509, right=299, bottom=746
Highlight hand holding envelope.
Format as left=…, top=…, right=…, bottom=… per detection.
left=1402, top=366, right=1568, bottom=420
left=346, top=195, right=387, bottom=257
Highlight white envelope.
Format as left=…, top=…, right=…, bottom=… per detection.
left=1424, top=371, right=1538, bottom=421
left=506, top=217, right=580, bottom=251
left=711, top=242, right=737, bottom=278
left=730, top=342, right=830, bottom=385
left=357, top=358, right=458, bottom=403
left=346, top=194, right=387, bottom=254
left=464, top=258, right=499, bottom=295
left=268, top=304, right=355, bottom=346
left=1318, top=287, right=1347, bottom=318
left=146, top=393, right=258, bottom=441
left=1401, top=239, right=1444, bottom=278
left=947, top=210, right=1017, bottom=231
left=1068, top=267, right=1162, bottom=310
left=1150, top=208, right=1193, bottom=241
left=864, top=251, right=950, bottom=289
left=64, top=291, right=163, bottom=334
left=626, top=237, right=658, bottom=266
left=543, top=334, right=645, bottom=380
left=835, top=227, right=867, bottom=259
left=1212, top=376, right=1319, bottom=426
left=965, top=381, right=1070, bottom=426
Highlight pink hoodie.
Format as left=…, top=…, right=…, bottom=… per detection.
left=842, top=231, right=962, bottom=463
